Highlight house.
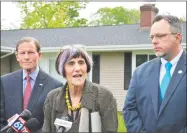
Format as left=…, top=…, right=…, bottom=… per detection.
left=1, top=4, right=186, bottom=111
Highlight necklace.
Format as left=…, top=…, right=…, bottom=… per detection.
left=65, top=85, right=81, bottom=111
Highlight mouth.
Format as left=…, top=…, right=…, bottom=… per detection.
left=23, top=62, right=31, bottom=64
left=154, top=47, right=162, bottom=52
left=73, top=74, right=82, bottom=78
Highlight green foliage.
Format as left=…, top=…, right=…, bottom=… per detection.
left=16, top=1, right=88, bottom=29
left=89, top=6, right=140, bottom=26
left=117, top=111, right=127, bottom=132
left=179, top=17, right=185, bottom=22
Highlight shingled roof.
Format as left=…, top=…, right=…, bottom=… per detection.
left=1, top=23, right=186, bottom=49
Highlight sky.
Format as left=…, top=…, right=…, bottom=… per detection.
left=1, top=2, right=186, bottom=30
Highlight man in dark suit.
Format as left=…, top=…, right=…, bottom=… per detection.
left=0, top=37, right=62, bottom=130
left=123, top=15, right=186, bottom=132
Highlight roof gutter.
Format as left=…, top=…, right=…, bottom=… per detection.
left=41, top=44, right=86, bottom=52
left=1, top=43, right=186, bottom=53
left=86, top=44, right=153, bottom=51
left=40, top=44, right=153, bottom=52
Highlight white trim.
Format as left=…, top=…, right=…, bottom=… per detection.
left=1, top=43, right=186, bottom=53
left=87, top=51, right=93, bottom=82
left=41, top=44, right=86, bottom=52
left=40, top=43, right=186, bottom=52
left=40, top=44, right=153, bottom=52
left=86, top=44, right=153, bottom=51
left=132, top=50, right=156, bottom=75
left=1, top=46, right=15, bottom=53
left=131, top=53, right=136, bottom=76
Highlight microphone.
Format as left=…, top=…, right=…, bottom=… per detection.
left=7, top=118, right=40, bottom=133
left=0, top=109, right=32, bottom=132
left=54, top=117, right=72, bottom=132
left=22, top=118, right=40, bottom=132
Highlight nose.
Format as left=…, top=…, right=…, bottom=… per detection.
left=152, top=37, right=158, bottom=46
left=74, top=63, right=81, bottom=71
left=23, top=53, right=29, bottom=59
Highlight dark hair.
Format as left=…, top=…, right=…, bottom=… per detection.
left=16, top=37, right=41, bottom=52
left=55, top=45, right=93, bottom=77
left=152, top=15, right=181, bottom=33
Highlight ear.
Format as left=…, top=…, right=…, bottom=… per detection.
left=38, top=52, right=42, bottom=59
left=175, top=33, right=182, bottom=43
left=15, top=52, right=20, bottom=62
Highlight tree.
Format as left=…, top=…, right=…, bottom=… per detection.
left=16, top=1, right=88, bottom=29
left=179, top=17, right=185, bottom=22
left=89, top=6, right=140, bottom=26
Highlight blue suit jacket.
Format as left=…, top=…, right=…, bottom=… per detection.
left=0, top=69, right=62, bottom=130
left=123, top=51, right=186, bottom=132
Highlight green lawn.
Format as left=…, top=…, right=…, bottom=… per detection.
left=117, top=111, right=127, bottom=132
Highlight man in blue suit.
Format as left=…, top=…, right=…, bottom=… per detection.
left=0, top=37, right=62, bottom=131
left=123, top=15, right=186, bottom=132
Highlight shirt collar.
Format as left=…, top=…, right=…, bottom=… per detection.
left=161, top=48, right=183, bottom=66
left=23, top=66, right=39, bottom=81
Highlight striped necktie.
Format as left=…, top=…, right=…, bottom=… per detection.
left=160, top=62, right=172, bottom=100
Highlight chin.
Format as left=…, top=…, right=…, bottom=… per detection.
left=155, top=52, right=165, bottom=58
left=72, top=80, right=84, bottom=86
left=69, top=77, right=86, bottom=86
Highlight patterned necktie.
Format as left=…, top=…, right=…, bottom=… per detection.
left=23, top=75, right=32, bottom=109
left=160, top=62, right=172, bottom=100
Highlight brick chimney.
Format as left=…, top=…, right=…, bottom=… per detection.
left=140, top=4, right=159, bottom=28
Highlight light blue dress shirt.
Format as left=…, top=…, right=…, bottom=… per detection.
left=23, top=66, right=39, bottom=95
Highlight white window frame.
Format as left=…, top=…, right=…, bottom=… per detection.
left=132, top=50, right=155, bottom=75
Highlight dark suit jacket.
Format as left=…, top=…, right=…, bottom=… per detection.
left=0, top=69, right=62, bottom=130
left=123, top=51, right=186, bottom=133
left=42, top=79, right=118, bottom=132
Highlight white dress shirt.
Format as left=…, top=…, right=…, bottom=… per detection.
left=159, top=49, right=183, bottom=85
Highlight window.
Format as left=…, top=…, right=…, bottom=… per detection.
left=136, top=54, right=147, bottom=67
left=136, top=54, right=156, bottom=67
left=149, top=55, right=157, bottom=60
left=92, top=55, right=100, bottom=84
left=124, top=52, right=132, bottom=90
left=49, top=58, right=66, bottom=85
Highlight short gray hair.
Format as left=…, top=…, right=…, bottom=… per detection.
left=152, top=15, right=181, bottom=33
left=16, top=37, right=41, bottom=52
left=55, top=45, right=93, bottom=77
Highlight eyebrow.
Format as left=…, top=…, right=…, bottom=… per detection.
left=67, top=58, right=85, bottom=63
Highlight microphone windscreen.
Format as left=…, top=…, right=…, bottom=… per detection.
left=20, top=109, right=32, bottom=121
left=26, top=118, right=40, bottom=132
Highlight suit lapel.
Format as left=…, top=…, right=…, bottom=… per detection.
left=150, top=59, right=161, bottom=119
left=27, top=69, right=47, bottom=112
left=158, top=51, right=186, bottom=117
left=12, top=70, right=23, bottom=113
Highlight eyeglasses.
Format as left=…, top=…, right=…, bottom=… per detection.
left=148, top=33, right=177, bottom=40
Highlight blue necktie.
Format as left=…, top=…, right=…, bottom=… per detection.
left=160, top=62, right=172, bottom=100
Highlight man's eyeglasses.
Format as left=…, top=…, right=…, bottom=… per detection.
left=148, top=33, right=177, bottom=40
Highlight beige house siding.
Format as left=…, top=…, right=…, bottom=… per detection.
left=100, top=52, right=127, bottom=111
